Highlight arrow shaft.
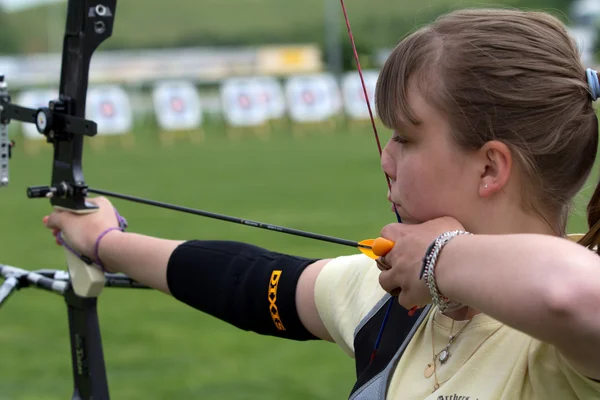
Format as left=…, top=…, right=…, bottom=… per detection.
left=87, top=188, right=370, bottom=250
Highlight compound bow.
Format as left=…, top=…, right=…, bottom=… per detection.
left=0, top=1, right=399, bottom=399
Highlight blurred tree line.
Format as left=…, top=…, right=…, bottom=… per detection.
left=0, top=0, right=595, bottom=69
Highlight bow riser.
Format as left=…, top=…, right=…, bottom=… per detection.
left=49, top=0, right=117, bottom=212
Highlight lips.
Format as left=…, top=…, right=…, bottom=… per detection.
left=387, top=193, right=400, bottom=212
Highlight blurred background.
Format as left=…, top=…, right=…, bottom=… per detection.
left=0, top=1, right=598, bottom=399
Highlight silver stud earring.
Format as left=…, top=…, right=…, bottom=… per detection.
left=484, top=184, right=488, bottom=189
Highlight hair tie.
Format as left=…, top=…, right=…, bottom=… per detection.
left=586, top=68, right=600, bottom=101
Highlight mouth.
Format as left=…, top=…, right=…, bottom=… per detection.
left=387, top=191, right=401, bottom=212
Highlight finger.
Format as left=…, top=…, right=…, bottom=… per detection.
left=397, top=291, right=416, bottom=310
left=378, top=270, right=401, bottom=294
left=380, top=222, right=407, bottom=240
left=52, top=228, right=60, bottom=237
left=45, top=211, right=64, bottom=230
left=375, top=257, right=391, bottom=271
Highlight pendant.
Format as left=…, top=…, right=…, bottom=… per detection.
left=439, top=349, right=450, bottom=364
left=424, top=363, right=435, bottom=378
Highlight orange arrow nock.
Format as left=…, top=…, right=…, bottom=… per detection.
left=357, top=237, right=395, bottom=260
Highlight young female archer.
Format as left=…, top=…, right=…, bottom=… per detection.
left=43, top=8, right=600, bottom=399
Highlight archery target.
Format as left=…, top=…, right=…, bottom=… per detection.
left=16, top=89, right=58, bottom=140
left=86, top=85, right=133, bottom=135
left=252, top=76, right=286, bottom=120
left=152, top=80, right=202, bottom=131
left=342, top=70, right=379, bottom=120
left=285, top=73, right=341, bottom=123
left=220, top=78, right=270, bottom=127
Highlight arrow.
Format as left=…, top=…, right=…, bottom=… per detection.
left=84, top=187, right=395, bottom=257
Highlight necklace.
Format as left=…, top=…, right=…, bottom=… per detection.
left=424, top=316, right=472, bottom=379
left=425, top=316, right=505, bottom=392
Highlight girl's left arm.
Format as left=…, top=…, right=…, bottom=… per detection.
left=435, top=234, right=600, bottom=380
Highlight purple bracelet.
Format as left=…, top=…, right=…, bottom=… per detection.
left=56, top=207, right=128, bottom=272
left=92, top=227, right=123, bottom=271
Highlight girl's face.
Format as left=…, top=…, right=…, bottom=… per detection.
left=380, top=84, right=480, bottom=226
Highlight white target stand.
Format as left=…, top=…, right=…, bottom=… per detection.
left=284, top=73, right=342, bottom=137
left=220, top=77, right=271, bottom=141
left=152, top=80, right=204, bottom=147
left=85, top=85, right=135, bottom=151
left=341, top=70, right=380, bottom=132
left=16, top=89, right=58, bottom=155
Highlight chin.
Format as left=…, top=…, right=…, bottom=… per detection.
left=390, top=205, right=414, bottom=224
left=396, top=216, right=419, bottom=225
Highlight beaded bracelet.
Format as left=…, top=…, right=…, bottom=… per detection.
left=421, top=230, right=471, bottom=312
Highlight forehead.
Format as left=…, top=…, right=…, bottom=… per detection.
left=375, top=26, right=443, bottom=132
left=394, top=79, right=449, bottom=137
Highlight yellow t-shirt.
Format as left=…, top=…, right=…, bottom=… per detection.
left=314, top=254, right=600, bottom=399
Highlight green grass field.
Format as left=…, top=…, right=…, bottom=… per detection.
left=0, top=120, right=596, bottom=399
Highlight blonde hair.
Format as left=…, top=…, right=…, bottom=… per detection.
left=376, top=8, right=600, bottom=252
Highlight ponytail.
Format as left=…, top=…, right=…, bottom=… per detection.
left=578, top=69, right=600, bottom=254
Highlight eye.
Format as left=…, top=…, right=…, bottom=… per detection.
left=392, top=135, right=408, bottom=144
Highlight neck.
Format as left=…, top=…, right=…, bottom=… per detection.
left=466, top=203, right=561, bottom=237
left=442, top=306, right=480, bottom=321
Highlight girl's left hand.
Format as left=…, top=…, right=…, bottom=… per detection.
left=376, top=217, right=465, bottom=309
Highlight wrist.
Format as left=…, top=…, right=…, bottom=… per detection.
left=432, top=234, right=472, bottom=306
left=93, top=228, right=125, bottom=273
left=422, top=230, right=471, bottom=312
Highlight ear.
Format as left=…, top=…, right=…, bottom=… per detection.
left=476, top=140, right=512, bottom=197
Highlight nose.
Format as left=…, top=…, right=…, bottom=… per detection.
left=381, top=142, right=395, bottom=181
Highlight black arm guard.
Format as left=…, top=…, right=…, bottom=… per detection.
left=166, top=240, right=320, bottom=341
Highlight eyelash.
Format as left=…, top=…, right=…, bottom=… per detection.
left=392, top=135, right=408, bottom=144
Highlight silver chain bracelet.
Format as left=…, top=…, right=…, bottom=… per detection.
left=422, top=230, right=472, bottom=312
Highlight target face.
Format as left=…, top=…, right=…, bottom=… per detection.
left=86, top=85, right=133, bottom=135
left=238, top=94, right=252, bottom=109
left=16, top=89, right=58, bottom=139
left=152, top=81, right=202, bottom=131
left=220, top=78, right=270, bottom=127
left=341, top=70, right=379, bottom=120
left=253, top=76, right=286, bottom=120
left=285, top=73, right=341, bottom=123
left=170, top=97, right=185, bottom=113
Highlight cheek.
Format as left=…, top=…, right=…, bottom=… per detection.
left=394, top=152, right=467, bottom=218
left=394, top=157, right=431, bottom=206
